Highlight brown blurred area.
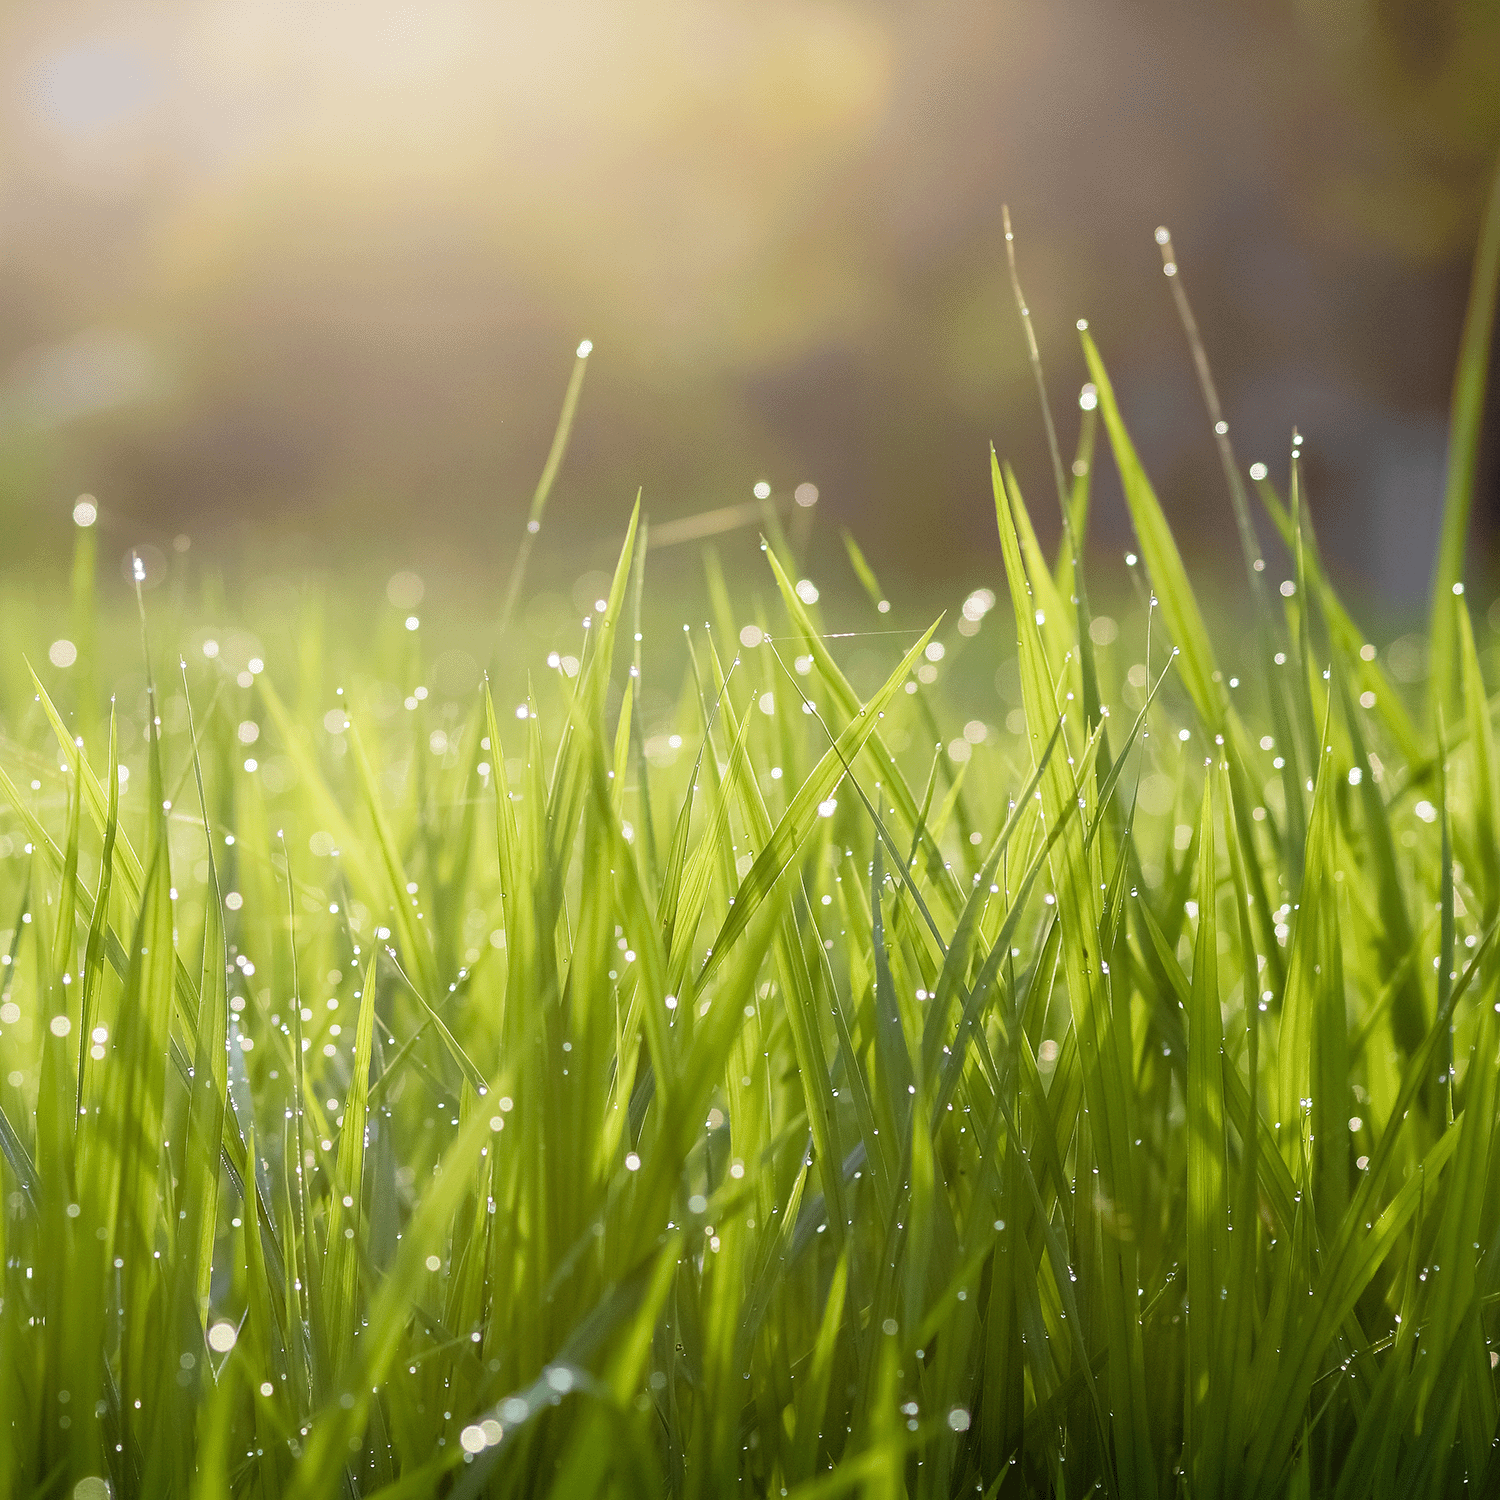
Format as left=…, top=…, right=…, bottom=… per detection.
left=1, top=0, right=1497, bottom=607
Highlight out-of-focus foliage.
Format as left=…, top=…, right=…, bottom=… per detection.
left=0, top=0, right=1496, bottom=595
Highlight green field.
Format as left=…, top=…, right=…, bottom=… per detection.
left=2, top=184, right=1499, bottom=1499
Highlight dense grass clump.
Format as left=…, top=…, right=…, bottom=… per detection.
left=2, top=188, right=1500, bottom=1498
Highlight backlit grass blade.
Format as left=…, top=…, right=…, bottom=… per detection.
left=178, top=667, right=230, bottom=1320
left=763, top=542, right=964, bottom=925
left=345, top=718, right=438, bottom=998
left=1184, top=775, right=1228, bottom=1493
left=1457, top=598, right=1500, bottom=917
left=29, top=664, right=146, bottom=899
left=1055, top=404, right=1097, bottom=597
left=1153, top=225, right=1273, bottom=597
left=1275, top=699, right=1350, bottom=1234
left=538, top=504, right=640, bottom=918
left=0, top=874, right=40, bottom=1215
left=1427, top=151, right=1500, bottom=716
left=1004, top=463, right=1074, bottom=689
left=772, top=899, right=848, bottom=1250
left=1082, top=329, right=1224, bottom=730
left=107, top=668, right=177, bottom=1444
left=75, top=707, right=118, bottom=1116
left=482, top=682, right=522, bottom=919
left=497, top=340, right=593, bottom=639
left=1255, top=477, right=1423, bottom=767
left=664, top=697, right=754, bottom=987
left=1333, top=661, right=1427, bottom=1060
left=841, top=529, right=888, bottom=613
left=382, top=946, right=486, bottom=1095
left=1413, top=972, right=1497, bottom=1427
left=36, top=735, right=80, bottom=1217
left=324, top=954, right=378, bottom=1383
left=1216, top=760, right=1263, bottom=1483
left=1004, top=208, right=1109, bottom=735
left=697, top=618, right=937, bottom=988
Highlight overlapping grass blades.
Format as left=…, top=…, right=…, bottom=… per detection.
left=1, top=205, right=1499, bottom=1496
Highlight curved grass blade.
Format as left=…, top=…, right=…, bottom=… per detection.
left=1427, top=151, right=1500, bottom=715
left=696, top=618, right=938, bottom=990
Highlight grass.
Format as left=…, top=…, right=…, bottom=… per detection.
left=2, top=168, right=1500, bottom=1498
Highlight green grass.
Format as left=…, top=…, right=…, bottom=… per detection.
left=2, top=171, right=1500, bottom=1498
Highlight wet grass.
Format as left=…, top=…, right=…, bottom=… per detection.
left=2, top=169, right=1500, bottom=1498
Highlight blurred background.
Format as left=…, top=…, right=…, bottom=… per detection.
left=1, top=0, right=1497, bottom=614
